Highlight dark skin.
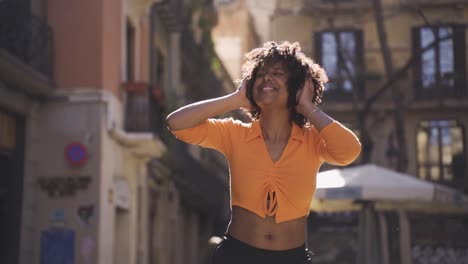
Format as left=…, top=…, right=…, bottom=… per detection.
left=167, top=62, right=334, bottom=250
left=229, top=62, right=315, bottom=250
left=229, top=208, right=308, bottom=250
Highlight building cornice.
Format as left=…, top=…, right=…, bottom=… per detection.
left=51, top=89, right=167, bottom=160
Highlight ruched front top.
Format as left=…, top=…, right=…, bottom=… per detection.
left=170, top=118, right=361, bottom=223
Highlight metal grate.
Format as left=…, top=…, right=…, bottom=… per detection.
left=0, top=1, right=53, bottom=78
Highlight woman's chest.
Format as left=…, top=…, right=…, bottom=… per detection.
left=229, top=139, right=319, bottom=176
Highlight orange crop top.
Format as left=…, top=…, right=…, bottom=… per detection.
left=171, top=118, right=361, bottom=223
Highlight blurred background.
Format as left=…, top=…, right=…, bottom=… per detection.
left=0, top=0, right=467, bottom=263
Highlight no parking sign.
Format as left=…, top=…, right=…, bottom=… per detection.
left=65, top=142, right=88, bottom=167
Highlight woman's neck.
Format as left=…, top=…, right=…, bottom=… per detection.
left=259, top=110, right=291, bottom=141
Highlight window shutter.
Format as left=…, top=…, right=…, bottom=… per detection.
left=314, top=32, right=323, bottom=65
left=355, top=30, right=365, bottom=98
left=412, top=27, right=422, bottom=99
left=453, top=25, right=466, bottom=97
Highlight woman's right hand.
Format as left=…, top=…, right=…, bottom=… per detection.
left=234, top=78, right=252, bottom=110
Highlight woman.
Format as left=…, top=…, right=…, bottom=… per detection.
left=166, top=41, right=361, bottom=264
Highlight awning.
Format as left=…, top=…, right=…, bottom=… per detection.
left=311, top=164, right=468, bottom=213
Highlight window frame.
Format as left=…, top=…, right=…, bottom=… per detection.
left=416, top=119, right=466, bottom=184
left=314, top=29, right=365, bottom=101
left=412, top=24, right=466, bottom=100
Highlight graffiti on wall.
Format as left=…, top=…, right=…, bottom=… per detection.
left=38, top=176, right=91, bottom=198
left=80, top=234, right=96, bottom=264
left=77, top=204, right=94, bottom=228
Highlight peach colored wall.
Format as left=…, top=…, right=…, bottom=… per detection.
left=48, top=0, right=123, bottom=99
left=48, top=0, right=103, bottom=89
left=139, top=17, right=150, bottom=82
left=102, top=0, right=123, bottom=97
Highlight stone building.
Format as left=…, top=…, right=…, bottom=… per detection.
left=213, top=0, right=468, bottom=263
left=0, top=0, right=232, bottom=263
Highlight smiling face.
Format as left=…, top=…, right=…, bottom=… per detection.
left=252, top=62, right=290, bottom=109
left=242, top=41, right=327, bottom=127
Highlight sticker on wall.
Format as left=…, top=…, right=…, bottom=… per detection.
left=65, top=142, right=88, bottom=167
left=114, top=178, right=130, bottom=210
left=108, top=188, right=113, bottom=204
left=50, top=208, right=65, bottom=224
left=40, top=228, right=75, bottom=264
left=80, top=234, right=95, bottom=264
left=77, top=204, right=94, bottom=228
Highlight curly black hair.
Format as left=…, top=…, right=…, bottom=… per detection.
left=240, top=41, right=328, bottom=128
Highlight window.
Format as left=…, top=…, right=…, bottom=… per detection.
left=417, top=120, right=465, bottom=183
left=126, top=19, right=135, bottom=82
left=315, top=30, right=364, bottom=101
left=413, top=25, right=466, bottom=99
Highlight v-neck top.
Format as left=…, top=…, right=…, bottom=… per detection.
left=170, top=118, right=361, bottom=223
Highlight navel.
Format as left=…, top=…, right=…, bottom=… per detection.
left=264, top=233, right=275, bottom=241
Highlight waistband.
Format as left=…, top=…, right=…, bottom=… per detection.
left=222, top=234, right=307, bottom=259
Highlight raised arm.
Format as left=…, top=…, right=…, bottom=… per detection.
left=166, top=81, right=251, bottom=131
left=296, top=77, right=334, bottom=131
left=297, top=77, right=361, bottom=165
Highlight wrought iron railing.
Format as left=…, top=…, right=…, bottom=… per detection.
left=152, top=0, right=182, bottom=32
left=123, top=82, right=166, bottom=134
left=0, top=2, right=54, bottom=78
left=181, top=26, right=227, bottom=103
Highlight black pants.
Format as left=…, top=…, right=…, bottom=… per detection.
left=211, top=234, right=313, bottom=264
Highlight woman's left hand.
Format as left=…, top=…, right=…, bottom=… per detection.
left=296, top=76, right=316, bottom=115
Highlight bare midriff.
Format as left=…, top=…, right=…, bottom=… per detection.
left=227, top=206, right=307, bottom=250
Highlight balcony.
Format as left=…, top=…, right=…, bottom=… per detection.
left=123, top=82, right=166, bottom=135
left=0, top=2, right=53, bottom=79
left=150, top=0, right=182, bottom=32
left=181, top=27, right=230, bottom=102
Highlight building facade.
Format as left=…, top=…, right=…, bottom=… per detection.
left=0, top=0, right=232, bottom=263
left=213, top=0, right=468, bottom=263
left=271, top=1, right=468, bottom=263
